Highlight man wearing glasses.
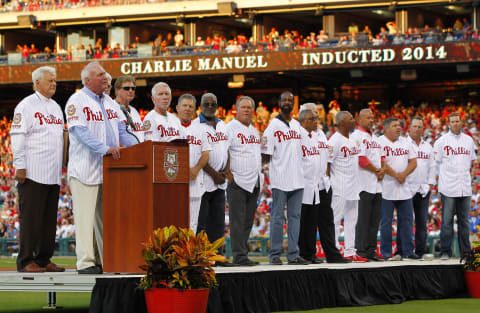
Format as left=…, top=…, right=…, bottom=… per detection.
left=114, top=75, right=143, bottom=142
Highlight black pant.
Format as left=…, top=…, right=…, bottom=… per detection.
left=17, top=179, right=59, bottom=270
left=355, top=191, right=382, bottom=258
left=227, top=179, right=259, bottom=263
left=197, top=189, right=226, bottom=251
left=413, top=191, right=430, bottom=256
left=299, top=189, right=343, bottom=262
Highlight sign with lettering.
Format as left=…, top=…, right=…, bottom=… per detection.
left=0, top=42, right=479, bottom=84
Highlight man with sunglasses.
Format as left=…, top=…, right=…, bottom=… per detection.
left=114, top=75, right=143, bottom=142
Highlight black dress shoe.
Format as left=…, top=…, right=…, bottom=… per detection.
left=310, top=258, right=325, bottom=264
left=367, top=255, right=385, bottom=262
left=215, top=261, right=235, bottom=267
left=270, top=256, right=283, bottom=265
left=235, top=259, right=260, bottom=266
left=287, top=256, right=310, bottom=265
left=78, top=266, right=103, bottom=274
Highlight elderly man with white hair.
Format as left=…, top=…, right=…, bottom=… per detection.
left=11, top=66, right=65, bottom=273
left=65, top=61, right=137, bottom=274
left=143, top=82, right=185, bottom=142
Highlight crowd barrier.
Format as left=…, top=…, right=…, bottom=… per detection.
left=0, top=235, right=459, bottom=258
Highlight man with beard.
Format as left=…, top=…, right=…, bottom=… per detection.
left=261, top=91, right=308, bottom=265
left=192, top=93, right=231, bottom=264
left=350, top=109, right=386, bottom=261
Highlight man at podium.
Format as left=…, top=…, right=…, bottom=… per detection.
left=143, top=82, right=185, bottom=142
left=176, top=93, right=211, bottom=232
left=65, top=61, right=138, bottom=275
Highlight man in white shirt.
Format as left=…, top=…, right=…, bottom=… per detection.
left=65, top=61, right=137, bottom=274
left=406, top=116, right=436, bottom=259
left=262, top=91, right=308, bottom=265
left=378, top=117, right=417, bottom=261
left=176, top=93, right=211, bottom=233
left=298, top=107, right=348, bottom=264
left=143, top=82, right=185, bottom=142
left=226, top=96, right=262, bottom=266
left=327, top=111, right=366, bottom=262
left=351, top=109, right=386, bottom=261
left=11, top=66, right=65, bottom=273
left=114, top=75, right=144, bottom=143
left=434, top=112, right=477, bottom=260
left=193, top=93, right=230, bottom=263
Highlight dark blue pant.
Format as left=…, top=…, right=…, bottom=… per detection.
left=380, top=198, right=414, bottom=258
left=440, top=193, right=471, bottom=257
left=197, top=189, right=226, bottom=251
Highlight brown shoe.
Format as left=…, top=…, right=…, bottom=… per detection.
left=19, top=263, right=46, bottom=273
left=45, top=263, right=65, bottom=272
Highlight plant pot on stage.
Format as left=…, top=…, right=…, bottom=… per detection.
left=139, top=225, right=226, bottom=313
left=144, top=287, right=209, bottom=313
left=461, top=241, right=480, bottom=298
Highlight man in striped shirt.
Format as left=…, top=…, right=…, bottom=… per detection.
left=11, top=66, right=65, bottom=273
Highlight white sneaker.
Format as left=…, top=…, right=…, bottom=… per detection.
left=388, top=254, right=402, bottom=261
left=440, top=254, right=449, bottom=260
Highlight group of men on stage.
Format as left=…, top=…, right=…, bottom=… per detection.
left=11, top=61, right=476, bottom=273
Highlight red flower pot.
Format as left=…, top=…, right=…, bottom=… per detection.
left=144, top=288, right=209, bottom=313
left=465, top=271, right=480, bottom=298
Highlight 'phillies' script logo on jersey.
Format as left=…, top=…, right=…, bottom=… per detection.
left=417, top=151, right=431, bottom=159
left=384, top=146, right=409, bottom=157
left=443, top=145, right=470, bottom=156
left=83, top=107, right=104, bottom=121
left=302, top=145, right=320, bottom=157
left=363, top=139, right=381, bottom=150
left=207, top=132, right=228, bottom=143
left=106, top=109, right=119, bottom=120
left=273, top=130, right=301, bottom=143
left=158, top=125, right=180, bottom=137
left=318, top=141, right=329, bottom=149
left=237, top=133, right=260, bottom=144
left=34, top=112, right=63, bottom=125
left=187, top=135, right=202, bottom=145
left=340, top=146, right=361, bottom=157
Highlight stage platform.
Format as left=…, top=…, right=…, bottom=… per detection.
left=0, top=259, right=469, bottom=312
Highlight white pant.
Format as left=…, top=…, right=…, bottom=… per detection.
left=70, top=177, right=103, bottom=270
left=331, top=195, right=358, bottom=257
left=190, top=196, right=202, bottom=234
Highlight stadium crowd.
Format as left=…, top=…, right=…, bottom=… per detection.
left=2, top=93, right=480, bottom=258
left=5, top=17, right=478, bottom=64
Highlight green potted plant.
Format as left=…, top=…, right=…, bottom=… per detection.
left=139, top=225, right=226, bottom=313
left=461, top=241, right=480, bottom=298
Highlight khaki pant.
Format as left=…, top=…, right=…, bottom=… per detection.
left=70, top=177, right=103, bottom=270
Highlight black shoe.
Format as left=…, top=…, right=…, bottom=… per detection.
left=327, top=258, right=352, bottom=263
left=234, top=259, right=259, bottom=266
left=270, top=256, right=283, bottom=265
left=367, top=255, right=385, bottom=262
left=310, top=258, right=324, bottom=264
left=287, top=256, right=310, bottom=265
left=215, top=261, right=235, bottom=267
left=78, top=266, right=103, bottom=274
left=405, top=253, right=421, bottom=260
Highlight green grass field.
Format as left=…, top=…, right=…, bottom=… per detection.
left=1, top=257, right=479, bottom=313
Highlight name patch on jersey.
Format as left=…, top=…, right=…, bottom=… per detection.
left=237, top=133, right=260, bottom=144
left=273, top=130, right=301, bottom=143
left=443, top=145, right=470, bottom=156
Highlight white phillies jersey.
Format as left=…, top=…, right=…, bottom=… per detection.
left=182, top=123, right=212, bottom=198
left=433, top=131, right=477, bottom=197
left=143, top=111, right=185, bottom=142
left=10, top=92, right=64, bottom=185
left=327, top=131, right=360, bottom=200
left=65, top=89, right=120, bottom=185
left=261, top=116, right=304, bottom=192
left=192, top=117, right=229, bottom=192
left=378, top=135, right=416, bottom=200
left=300, top=127, right=321, bottom=204
left=226, top=119, right=262, bottom=193
left=350, top=128, right=384, bottom=194
left=406, top=136, right=436, bottom=196
left=314, top=129, right=331, bottom=191
left=117, top=104, right=144, bottom=142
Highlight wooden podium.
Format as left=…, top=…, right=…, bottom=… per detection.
left=103, top=140, right=189, bottom=273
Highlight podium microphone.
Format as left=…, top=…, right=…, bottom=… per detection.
left=120, top=104, right=140, bottom=144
